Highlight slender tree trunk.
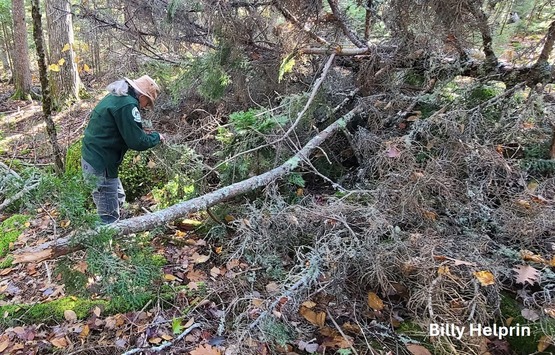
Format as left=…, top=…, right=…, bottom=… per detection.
left=45, top=0, right=81, bottom=106
left=1, top=23, right=14, bottom=80
left=11, top=0, right=33, bottom=99
left=31, top=0, right=64, bottom=174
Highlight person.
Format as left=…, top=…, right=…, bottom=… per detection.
left=81, top=75, right=165, bottom=224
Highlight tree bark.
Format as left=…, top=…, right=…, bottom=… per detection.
left=11, top=0, right=33, bottom=99
left=13, top=106, right=363, bottom=264
left=45, top=0, right=82, bottom=106
left=31, top=0, right=65, bottom=174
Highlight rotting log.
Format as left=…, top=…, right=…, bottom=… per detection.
left=14, top=106, right=363, bottom=264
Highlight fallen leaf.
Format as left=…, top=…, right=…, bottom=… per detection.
left=161, top=334, right=173, bottom=341
left=299, top=306, right=326, bottom=327
left=60, top=220, right=71, bottom=228
left=505, top=317, right=513, bottom=326
left=64, top=310, right=77, bottom=322
left=190, top=344, right=221, bottom=355
left=473, top=271, right=495, bottom=286
left=50, top=337, right=68, bottom=348
left=407, top=344, right=432, bottom=355
left=298, top=340, right=319, bottom=353
left=74, top=261, right=87, bottom=273
left=0, top=268, right=13, bottom=276
left=148, top=337, right=162, bottom=344
left=265, top=282, right=280, bottom=294
left=0, top=339, right=9, bottom=353
left=93, top=306, right=101, bottom=317
left=187, top=269, right=207, bottom=282
left=301, top=300, right=317, bottom=309
left=367, top=292, right=384, bottom=311
left=187, top=281, right=199, bottom=290
left=191, top=253, right=210, bottom=264
left=516, top=199, right=531, bottom=209
left=80, top=325, right=90, bottom=338
left=163, top=274, right=178, bottom=281
left=513, top=265, right=540, bottom=285
left=183, top=317, right=195, bottom=328
left=522, top=308, right=540, bottom=322
left=545, top=307, right=555, bottom=319
left=437, top=266, right=451, bottom=276
left=210, top=267, right=221, bottom=278
left=520, top=250, right=546, bottom=264
left=386, top=145, right=401, bottom=158
left=226, top=259, right=240, bottom=270
left=422, top=210, right=438, bottom=221
left=538, top=335, right=553, bottom=352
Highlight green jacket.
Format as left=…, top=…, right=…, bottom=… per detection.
left=82, top=93, right=160, bottom=178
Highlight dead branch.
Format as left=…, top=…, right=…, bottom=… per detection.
left=0, top=181, right=40, bottom=212
left=273, top=1, right=331, bottom=46
left=463, top=0, right=497, bottom=65
left=121, top=323, right=201, bottom=354
left=537, top=20, right=555, bottom=64
left=13, top=106, right=363, bottom=263
left=327, top=0, right=367, bottom=48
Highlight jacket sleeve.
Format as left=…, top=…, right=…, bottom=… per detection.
left=113, top=104, right=161, bottom=151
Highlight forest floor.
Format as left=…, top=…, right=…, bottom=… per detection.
left=1, top=80, right=555, bottom=355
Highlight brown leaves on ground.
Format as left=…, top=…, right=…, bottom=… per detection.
left=190, top=344, right=221, bottom=355
left=513, top=264, right=540, bottom=285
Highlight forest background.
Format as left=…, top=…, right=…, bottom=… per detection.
left=1, top=0, right=555, bottom=354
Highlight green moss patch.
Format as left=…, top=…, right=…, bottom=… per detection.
left=499, top=293, right=555, bottom=354
left=0, top=214, right=29, bottom=262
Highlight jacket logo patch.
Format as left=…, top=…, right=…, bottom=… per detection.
left=132, top=107, right=142, bottom=122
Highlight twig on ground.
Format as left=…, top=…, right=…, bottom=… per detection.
left=0, top=181, right=40, bottom=212
left=120, top=323, right=201, bottom=355
left=326, top=309, right=359, bottom=355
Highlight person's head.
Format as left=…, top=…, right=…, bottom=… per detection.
left=124, top=75, right=160, bottom=110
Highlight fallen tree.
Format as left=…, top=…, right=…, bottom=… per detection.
left=13, top=106, right=363, bottom=264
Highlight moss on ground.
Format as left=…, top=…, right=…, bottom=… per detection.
left=0, top=214, right=29, bottom=265
left=0, top=284, right=203, bottom=327
left=499, top=293, right=555, bottom=354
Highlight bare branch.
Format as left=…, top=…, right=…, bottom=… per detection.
left=463, top=0, right=497, bottom=65
left=538, top=20, right=555, bottom=64
left=327, top=0, right=367, bottom=48
left=273, top=0, right=331, bottom=46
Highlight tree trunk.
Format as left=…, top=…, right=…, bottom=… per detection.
left=31, top=0, right=65, bottom=174
left=45, top=0, right=81, bottom=106
left=13, top=106, right=363, bottom=263
left=11, top=0, right=33, bottom=99
left=0, top=23, right=14, bottom=82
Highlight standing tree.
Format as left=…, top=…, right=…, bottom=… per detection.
left=45, top=0, right=81, bottom=107
left=11, top=0, right=32, bottom=99
left=31, top=0, right=64, bottom=174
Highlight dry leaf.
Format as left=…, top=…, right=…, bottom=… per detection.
left=298, top=340, right=319, bottom=353
left=520, top=250, right=546, bottom=264
left=64, top=310, right=77, bottom=322
left=437, top=266, right=451, bottom=276
left=538, top=335, right=553, bottom=352
left=210, top=267, right=221, bottom=278
left=516, top=199, right=531, bottom=209
left=80, top=325, right=90, bottom=338
left=183, top=317, right=195, bottom=328
left=0, top=338, right=9, bottom=353
left=148, top=337, right=162, bottom=344
left=521, top=308, right=540, bottom=322
left=191, top=253, right=210, bottom=264
left=187, top=281, right=199, bottom=290
left=50, top=337, right=68, bottom=348
left=505, top=317, right=514, bottom=326
left=545, top=307, right=555, bottom=319
left=406, top=344, right=432, bottom=355
left=0, top=268, right=13, bottom=276
left=422, top=210, right=438, bottom=221
left=301, top=300, right=317, bottom=309
left=161, top=334, right=173, bottom=341
left=74, top=261, right=87, bottom=273
left=190, top=344, right=221, bottom=355
left=186, top=269, right=206, bottom=282
left=93, top=306, right=101, bottom=317
left=367, top=292, right=384, bottom=311
left=163, top=274, right=179, bottom=281
left=265, top=282, right=280, bottom=294
left=299, top=306, right=326, bottom=327
left=147, top=160, right=156, bottom=168
left=513, top=265, right=540, bottom=285
left=473, top=271, right=495, bottom=286
left=386, top=145, right=401, bottom=158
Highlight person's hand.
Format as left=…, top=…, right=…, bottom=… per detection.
left=158, top=133, right=166, bottom=143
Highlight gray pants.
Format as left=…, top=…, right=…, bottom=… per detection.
left=81, top=158, right=126, bottom=224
